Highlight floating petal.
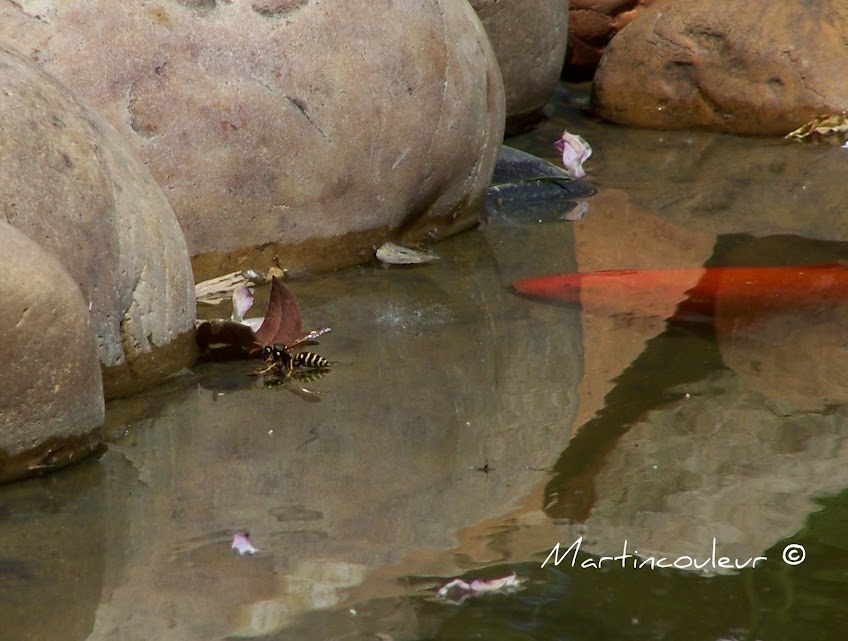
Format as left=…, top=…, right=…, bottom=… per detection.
left=232, top=532, right=258, bottom=556
left=231, top=285, right=254, bottom=323
left=376, top=242, right=439, bottom=265
left=555, top=131, right=592, bottom=178
left=437, top=573, right=523, bottom=602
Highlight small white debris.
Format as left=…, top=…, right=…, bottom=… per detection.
left=376, top=242, right=439, bottom=265
left=563, top=200, right=590, bottom=221
left=437, top=573, right=524, bottom=602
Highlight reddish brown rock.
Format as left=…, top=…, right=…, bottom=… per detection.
left=0, top=223, right=104, bottom=483
left=565, top=0, right=657, bottom=80
left=471, top=0, right=570, bottom=131
left=0, top=1, right=505, bottom=276
left=592, top=0, right=848, bottom=134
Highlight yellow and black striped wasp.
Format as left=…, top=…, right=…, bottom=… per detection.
left=257, top=342, right=330, bottom=376
left=249, top=276, right=332, bottom=399
left=255, top=336, right=332, bottom=402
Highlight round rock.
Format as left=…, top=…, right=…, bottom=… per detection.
left=471, top=0, right=570, bottom=132
left=0, top=44, right=196, bottom=398
left=593, top=0, right=848, bottom=134
left=0, top=0, right=505, bottom=276
left=0, top=223, right=105, bottom=483
left=564, top=0, right=657, bottom=80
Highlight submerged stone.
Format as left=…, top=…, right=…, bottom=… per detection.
left=486, top=146, right=596, bottom=225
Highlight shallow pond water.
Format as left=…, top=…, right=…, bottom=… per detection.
left=4, top=84, right=848, bottom=640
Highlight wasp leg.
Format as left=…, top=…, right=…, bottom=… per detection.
left=256, top=360, right=279, bottom=375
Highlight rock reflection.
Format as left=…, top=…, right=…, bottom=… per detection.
left=542, top=256, right=848, bottom=573
left=0, top=460, right=108, bottom=641
left=81, top=218, right=583, bottom=640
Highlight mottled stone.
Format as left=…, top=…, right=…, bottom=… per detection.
left=593, top=0, right=848, bottom=134
left=471, top=0, right=570, bottom=132
left=565, top=0, right=657, bottom=80
left=0, top=44, right=196, bottom=398
left=0, top=0, right=505, bottom=276
left=0, top=223, right=104, bottom=483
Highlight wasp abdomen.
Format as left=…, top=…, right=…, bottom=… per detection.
left=293, top=351, right=330, bottom=369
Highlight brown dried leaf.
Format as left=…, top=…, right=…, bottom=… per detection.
left=255, top=276, right=303, bottom=346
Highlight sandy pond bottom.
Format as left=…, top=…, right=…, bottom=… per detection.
left=4, top=85, right=848, bottom=640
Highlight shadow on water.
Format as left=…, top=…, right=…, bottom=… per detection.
left=543, top=321, right=723, bottom=523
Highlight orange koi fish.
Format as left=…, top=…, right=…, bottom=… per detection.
left=513, top=264, right=848, bottom=326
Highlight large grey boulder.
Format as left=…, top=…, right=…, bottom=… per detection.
left=0, top=44, right=196, bottom=399
left=0, top=0, right=505, bottom=276
left=0, top=224, right=104, bottom=483
left=472, top=0, right=570, bottom=132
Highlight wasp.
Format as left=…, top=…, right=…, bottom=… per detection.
left=256, top=343, right=331, bottom=402
left=257, top=343, right=330, bottom=376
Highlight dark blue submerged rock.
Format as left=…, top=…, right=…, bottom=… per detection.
left=486, top=146, right=596, bottom=225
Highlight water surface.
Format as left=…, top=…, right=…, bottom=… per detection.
left=4, top=83, right=848, bottom=641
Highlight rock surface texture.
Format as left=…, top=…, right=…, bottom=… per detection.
left=471, top=0, right=570, bottom=131
left=0, top=1, right=505, bottom=276
left=592, top=0, right=848, bottom=134
left=565, top=0, right=657, bottom=80
left=0, top=44, right=196, bottom=399
left=0, top=223, right=105, bottom=483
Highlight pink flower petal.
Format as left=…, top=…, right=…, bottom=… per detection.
left=467, top=574, right=522, bottom=593
left=437, top=573, right=523, bottom=601
left=231, top=285, right=254, bottom=323
left=232, top=532, right=258, bottom=556
left=555, top=131, right=592, bottom=178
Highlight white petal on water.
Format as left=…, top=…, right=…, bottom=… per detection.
left=376, top=242, right=439, bottom=265
left=555, top=130, right=592, bottom=178
left=231, top=285, right=254, bottom=323
left=232, top=532, right=259, bottom=556
left=563, top=200, right=590, bottom=221
left=437, top=573, right=523, bottom=600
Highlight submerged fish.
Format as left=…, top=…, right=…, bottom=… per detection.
left=513, top=263, right=848, bottom=327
